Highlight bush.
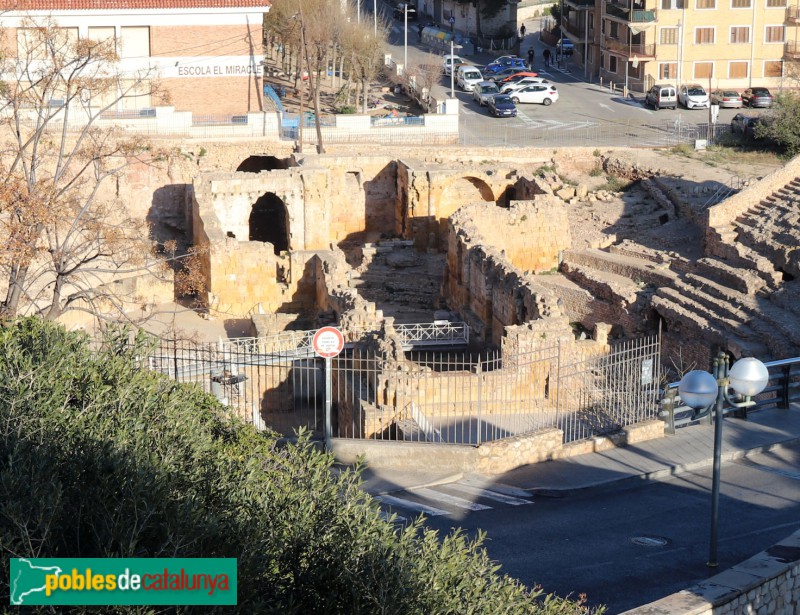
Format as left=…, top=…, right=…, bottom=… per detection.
left=0, top=318, right=604, bottom=614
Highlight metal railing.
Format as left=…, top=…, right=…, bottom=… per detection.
left=144, top=333, right=661, bottom=446
left=785, top=41, right=800, bottom=58
left=605, top=3, right=658, bottom=21
left=661, top=357, right=800, bottom=433
left=603, top=36, right=656, bottom=57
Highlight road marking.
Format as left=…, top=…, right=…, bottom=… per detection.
left=736, top=458, right=800, bottom=481
left=598, top=103, right=614, bottom=113
left=445, top=483, right=533, bottom=505
left=376, top=494, right=451, bottom=516
left=413, top=487, right=492, bottom=511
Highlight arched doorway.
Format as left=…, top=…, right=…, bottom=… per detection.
left=237, top=156, right=290, bottom=173
left=250, top=193, right=289, bottom=254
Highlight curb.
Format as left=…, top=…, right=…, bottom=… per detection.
left=524, top=437, right=800, bottom=499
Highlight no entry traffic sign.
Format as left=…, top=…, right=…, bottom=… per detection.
left=312, top=326, right=345, bottom=358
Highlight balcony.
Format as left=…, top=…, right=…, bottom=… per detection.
left=787, top=5, right=800, bottom=22
left=563, top=19, right=590, bottom=41
left=786, top=41, right=800, bottom=58
left=603, top=36, right=656, bottom=57
left=605, top=2, right=657, bottom=22
left=565, top=0, right=596, bottom=8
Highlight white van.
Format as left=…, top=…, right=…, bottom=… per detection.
left=645, top=84, right=677, bottom=110
left=442, top=54, right=464, bottom=76
left=456, top=65, right=483, bottom=91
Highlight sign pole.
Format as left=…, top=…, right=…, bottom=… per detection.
left=324, top=357, right=332, bottom=450
left=312, top=326, right=345, bottom=451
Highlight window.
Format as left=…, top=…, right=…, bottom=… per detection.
left=730, top=26, right=750, bottom=43
left=694, top=62, right=714, bottom=78
left=17, top=27, right=78, bottom=60
left=764, top=60, right=783, bottom=76
left=659, top=62, right=677, bottom=78
left=697, top=0, right=716, bottom=7
left=661, top=0, right=685, bottom=6
left=88, top=26, right=115, bottom=42
left=728, top=61, right=749, bottom=78
left=731, top=0, right=751, bottom=6
left=660, top=27, right=679, bottom=44
left=766, top=0, right=786, bottom=6
left=765, top=25, right=785, bottom=42
left=609, top=55, right=618, bottom=72
left=610, top=21, right=619, bottom=37
left=695, top=27, right=715, bottom=43
left=119, top=26, right=150, bottom=59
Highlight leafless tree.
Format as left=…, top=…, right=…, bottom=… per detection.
left=0, top=18, right=202, bottom=325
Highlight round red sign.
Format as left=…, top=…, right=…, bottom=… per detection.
left=312, top=326, right=345, bottom=358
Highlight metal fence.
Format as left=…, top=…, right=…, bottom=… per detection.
left=459, top=119, right=733, bottom=149
left=144, top=332, right=661, bottom=447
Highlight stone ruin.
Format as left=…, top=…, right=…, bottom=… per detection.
left=181, top=146, right=800, bottom=449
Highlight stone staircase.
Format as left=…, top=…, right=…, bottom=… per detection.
left=348, top=239, right=446, bottom=322
left=732, top=177, right=800, bottom=279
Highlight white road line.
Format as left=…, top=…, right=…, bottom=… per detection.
left=445, top=484, right=533, bottom=505
left=413, top=487, right=493, bottom=511
left=598, top=103, right=614, bottom=113
left=376, top=494, right=451, bottom=516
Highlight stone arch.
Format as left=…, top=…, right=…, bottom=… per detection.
left=438, top=176, right=495, bottom=221
left=250, top=192, right=289, bottom=254
left=237, top=156, right=290, bottom=173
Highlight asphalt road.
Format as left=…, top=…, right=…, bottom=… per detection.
left=383, top=16, right=754, bottom=142
left=377, top=443, right=800, bottom=614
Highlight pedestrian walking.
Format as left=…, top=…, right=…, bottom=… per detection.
left=519, top=24, right=526, bottom=38
left=527, top=47, right=535, bottom=68
left=543, top=48, right=551, bottom=66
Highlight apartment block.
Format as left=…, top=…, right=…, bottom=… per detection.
left=1, top=0, right=270, bottom=115
left=563, top=0, right=799, bottom=92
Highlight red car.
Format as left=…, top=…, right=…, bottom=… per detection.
left=498, top=71, right=539, bottom=84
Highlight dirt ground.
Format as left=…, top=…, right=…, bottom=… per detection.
left=263, top=67, right=425, bottom=117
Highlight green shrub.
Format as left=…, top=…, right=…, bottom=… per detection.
left=0, top=318, right=604, bottom=614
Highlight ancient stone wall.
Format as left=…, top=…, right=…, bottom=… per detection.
left=442, top=199, right=570, bottom=345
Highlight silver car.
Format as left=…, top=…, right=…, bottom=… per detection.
left=472, top=81, right=500, bottom=106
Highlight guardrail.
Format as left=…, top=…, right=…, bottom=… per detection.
left=660, top=357, right=800, bottom=433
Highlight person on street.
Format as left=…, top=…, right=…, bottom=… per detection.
left=519, top=24, right=526, bottom=38
left=543, top=48, right=551, bottom=66
left=527, top=47, right=535, bottom=68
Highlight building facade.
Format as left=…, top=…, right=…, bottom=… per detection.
left=563, top=0, right=799, bottom=92
left=2, top=0, right=270, bottom=115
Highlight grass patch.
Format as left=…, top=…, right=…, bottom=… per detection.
left=598, top=175, right=634, bottom=193
left=589, top=165, right=603, bottom=177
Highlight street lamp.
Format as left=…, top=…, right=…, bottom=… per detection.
left=404, top=3, right=408, bottom=73
left=373, top=0, right=377, bottom=34
left=678, top=353, right=769, bottom=568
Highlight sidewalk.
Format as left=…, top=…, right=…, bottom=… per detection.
left=358, top=405, right=800, bottom=496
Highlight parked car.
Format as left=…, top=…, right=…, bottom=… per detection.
left=500, top=77, right=550, bottom=94
left=484, top=57, right=527, bottom=74
left=456, top=65, right=484, bottom=92
left=678, top=84, right=709, bottom=110
left=556, top=38, right=575, bottom=56
left=497, top=71, right=539, bottom=84
left=442, top=54, right=464, bottom=76
left=487, top=94, right=517, bottom=118
left=742, top=87, right=774, bottom=108
left=710, top=90, right=743, bottom=108
left=743, top=116, right=767, bottom=140
left=508, top=83, right=559, bottom=105
left=472, top=80, right=501, bottom=106
left=645, top=83, right=677, bottom=110
left=393, top=4, right=417, bottom=20
left=731, top=113, right=760, bottom=135
left=485, top=67, right=528, bottom=82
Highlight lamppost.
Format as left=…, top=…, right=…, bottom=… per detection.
left=404, top=3, right=408, bottom=73
left=677, top=353, right=769, bottom=568
left=373, top=0, right=377, bottom=34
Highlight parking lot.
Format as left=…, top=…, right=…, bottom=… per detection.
left=384, top=18, right=763, bottom=146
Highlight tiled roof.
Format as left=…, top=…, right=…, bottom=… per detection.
left=8, top=0, right=270, bottom=9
